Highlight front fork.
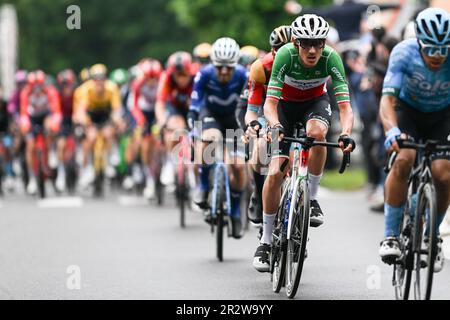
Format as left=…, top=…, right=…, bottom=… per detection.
left=211, top=163, right=231, bottom=218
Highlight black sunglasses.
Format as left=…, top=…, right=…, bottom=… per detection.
left=215, top=66, right=235, bottom=72
left=296, top=39, right=326, bottom=50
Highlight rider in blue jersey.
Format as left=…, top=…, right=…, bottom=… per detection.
left=379, top=8, right=450, bottom=272
left=187, top=37, right=248, bottom=239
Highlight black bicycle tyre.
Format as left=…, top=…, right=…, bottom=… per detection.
left=37, top=150, right=46, bottom=199
left=177, top=174, right=186, bottom=228
left=286, top=179, right=310, bottom=299
left=271, top=181, right=289, bottom=293
left=413, top=183, right=437, bottom=300
left=65, top=160, right=77, bottom=195
left=394, top=202, right=413, bottom=300
left=216, top=171, right=225, bottom=262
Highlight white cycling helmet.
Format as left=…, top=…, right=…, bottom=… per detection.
left=291, top=14, right=329, bottom=40
left=210, top=37, right=240, bottom=67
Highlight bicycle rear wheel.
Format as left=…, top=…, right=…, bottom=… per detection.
left=286, top=179, right=309, bottom=299
left=412, top=183, right=437, bottom=300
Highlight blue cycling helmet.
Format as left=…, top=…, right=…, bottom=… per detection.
left=415, top=7, right=450, bottom=46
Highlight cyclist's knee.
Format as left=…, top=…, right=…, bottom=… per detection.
left=102, top=126, right=114, bottom=140
left=167, top=115, right=185, bottom=130
left=26, top=139, right=35, bottom=152
left=267, top=156, right=289, bottom=178
left=306, top=120, right=328, bottom=141
left=202, top=128, right=221, bottom=141
left=432, top=160, right=450, bottom=188
left=391, top=152, right=415, bottom=179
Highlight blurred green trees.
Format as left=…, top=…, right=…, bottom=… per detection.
left=1, top=0, right=331, bottom=74
left=169, top=0, right=332, bottom=49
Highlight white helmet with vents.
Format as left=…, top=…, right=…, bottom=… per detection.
left=210, top=37, right=240, bottom=67
left=291, top=14, right=329, bottom=40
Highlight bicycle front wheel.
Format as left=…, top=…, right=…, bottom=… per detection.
left=393, top=212, right=413, bottom=300
left=37, top=150, right=46, bottom=199
left=215, top=176, right=225, bottom=262
left=286, top=179, right=310, bottom=299
left=412, top=183, right=437, bottom=300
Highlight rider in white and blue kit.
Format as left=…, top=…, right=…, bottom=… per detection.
left=379, top=8, right=450, bottom=272
left=187, top=37, right=248, bottom=239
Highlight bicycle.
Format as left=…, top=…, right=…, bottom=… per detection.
left=194, top=137, right=240, bottom=262
left=32, top=125, right=51, bottom=199
left=62, top=125, right=82, bottom=195
left=174, top=132, right=191, bottom=228
left=387, top=138, right=450, bottom=300
left=269, top=122, right=351, bottom=298
left=92, top=125, right=107, bottom=197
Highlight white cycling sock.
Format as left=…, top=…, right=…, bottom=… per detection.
left=309, top=173, right=322, bottom=201
left=261, top=213, right=276, bottom=245
left=57, top=164, right=65, bottom=176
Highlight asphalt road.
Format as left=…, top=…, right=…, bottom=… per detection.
left=0, top=186, right=449, bottom=300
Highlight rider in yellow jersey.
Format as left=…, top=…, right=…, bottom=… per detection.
left=73, top=63, right=123, bottom=187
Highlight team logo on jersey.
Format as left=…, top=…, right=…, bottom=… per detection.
left=277, top=64, right=287, bottom=82
left=331, top=67, right=345, bottom=83
left=406, top=72, right=450, bottom=92
left=325, top=104, right=332, bottom=116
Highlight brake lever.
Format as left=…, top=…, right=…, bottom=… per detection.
left=338, top=152, right=351, bottom=174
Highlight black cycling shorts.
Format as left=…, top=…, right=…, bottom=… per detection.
left=272, top=94, right=332, bottom=158
left=142, top=110, right=156, bottom=136
left=88, top=109, right=111, bottom=127
left=199, top=108, right=241, bottom=137
left=397, top=100, right=450, bottom=161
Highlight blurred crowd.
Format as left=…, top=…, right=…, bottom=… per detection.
left=327, top=9, right=421, bottom=211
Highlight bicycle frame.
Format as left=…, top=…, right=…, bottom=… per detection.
left=33, top=130, right=49, bottom=178
left=210, top=143, right=231, bottom=220
left=286, top=140, right=310, bottom=240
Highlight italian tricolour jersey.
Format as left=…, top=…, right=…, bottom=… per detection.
left=266, top=43, right=350, bottom=106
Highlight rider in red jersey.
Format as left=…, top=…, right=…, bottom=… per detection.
left=20, top=70, right=62, bottom=195
left=155, top=51, right=196, bottom=186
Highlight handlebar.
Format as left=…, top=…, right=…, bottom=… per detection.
left=397, top=138, right=450, bottom=152
left=283, top=136, right=351, bottom=174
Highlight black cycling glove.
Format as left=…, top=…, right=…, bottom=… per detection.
left=338, top=134, right=356, bottom=151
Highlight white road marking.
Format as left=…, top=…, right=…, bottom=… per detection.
left=37, top=197, right=84, bottom=208
left=118, top=196, right=149, bottom=207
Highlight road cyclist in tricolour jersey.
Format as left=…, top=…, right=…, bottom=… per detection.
left=378, top=8, right=450, bottom=273
left=241, top=25, right=292, bottom=227
left=187, top=37, right=248, bottom=239
left=253, top=14, right=356, bottom=272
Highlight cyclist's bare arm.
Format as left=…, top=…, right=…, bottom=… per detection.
left=338, top=102, right=354, bottom=153
left=263, top=97, right=280, bottom=128
left=155, top=73, right=169, bottom=126
left=245, top=61, right=266, bottom=126
left=155, top=100, right=166, bottom=127
left=379, top=95, right=399, bottom=133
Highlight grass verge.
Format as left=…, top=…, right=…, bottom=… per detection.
left=321, top=168, right=367, bottom=191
